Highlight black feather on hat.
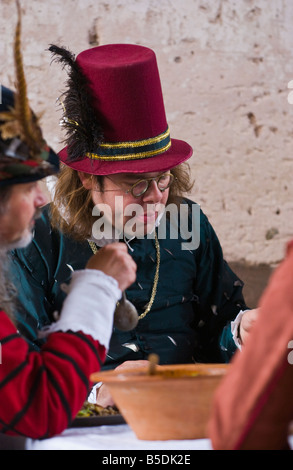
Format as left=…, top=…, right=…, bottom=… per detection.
left=48, top=44, right=104, bottom=162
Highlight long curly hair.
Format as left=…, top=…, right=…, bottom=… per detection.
left=50, top=163, right=194, bottom=241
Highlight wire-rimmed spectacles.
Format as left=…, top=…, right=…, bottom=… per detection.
left=105, top=173, right=175, bottom=198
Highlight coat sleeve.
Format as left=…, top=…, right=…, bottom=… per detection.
left=0, top=312, right=105, bottom=439
left=10, top=205, right=92, bottom=350
left=208, top=241, right=293, bottom=450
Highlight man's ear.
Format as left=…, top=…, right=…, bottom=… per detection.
left=78, top=171, right=93, bottom=190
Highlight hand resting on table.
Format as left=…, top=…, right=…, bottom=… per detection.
left=96, top=360, right=150, bottom=408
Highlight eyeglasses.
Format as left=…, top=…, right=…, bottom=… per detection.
left=105, top=173, right=175, bottom=198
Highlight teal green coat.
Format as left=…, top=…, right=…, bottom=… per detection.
left=10, top=199, right=246, bottom=367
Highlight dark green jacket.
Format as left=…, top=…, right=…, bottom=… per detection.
left=10, top=199, right=246, bottom=367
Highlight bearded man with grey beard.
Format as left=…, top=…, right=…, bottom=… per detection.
left=0, top=2, right=136, bottom=446
left=0, top=85, right=135, bottom=443
left=0, top=193, right=43, bottom=322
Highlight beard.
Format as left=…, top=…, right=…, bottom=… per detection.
left=0, top=231, right=33, bottom=322
left=0, top=207, right=42, bottom=321
left=1, top=231, right=33, bottom=251
left=0, top=249, right=17, bottom=322
left=0, top=206, right=42, bottom=250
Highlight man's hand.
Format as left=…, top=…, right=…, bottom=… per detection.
left=86, top=243, right=137, bottom=291
left=96, top=360, right=150, bottom=408
left=239, top=308, right=259, bottom=346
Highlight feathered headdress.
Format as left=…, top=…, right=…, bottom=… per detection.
left=48, top=44, right=104, bottom=162
left=0, top=0, right=59, bottom=186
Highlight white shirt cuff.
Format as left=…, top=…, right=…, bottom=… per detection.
left=87, top=382, right=103, bottom=403
left=231, top=309, right=249, bottom=350
left=41, top=269, right=121, bottom=349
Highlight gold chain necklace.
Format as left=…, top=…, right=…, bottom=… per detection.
left=88, top=231, right=160, bottom=320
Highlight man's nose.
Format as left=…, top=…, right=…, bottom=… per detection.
left=34, top=183, right=48, bottom=207
left=142, top=180, right=163, bottom=203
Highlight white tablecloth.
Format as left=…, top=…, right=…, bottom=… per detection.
left=25, top=423, right=212, bottom=451
left=24, top=422, right=293, bottom=451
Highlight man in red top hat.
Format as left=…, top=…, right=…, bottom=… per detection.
left=11, top=42, right=257, bottom=407
left=0, top=4, right=136, bottom=443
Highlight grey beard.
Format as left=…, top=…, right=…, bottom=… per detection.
left=0, top=205, right=41, bottom=251
left=0, top=231, right=33, bottom=322
left=0, top=231, right=33, bottom=251
left=0, top=250, right=17, bottom=322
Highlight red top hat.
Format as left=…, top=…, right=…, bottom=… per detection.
left=54, top=44, right=193, bottom=175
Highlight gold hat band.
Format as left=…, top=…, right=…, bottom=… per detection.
left=86, top=127, right=171, bottom=161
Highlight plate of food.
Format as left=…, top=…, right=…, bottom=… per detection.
left=70, top=401, right=125, bottom=427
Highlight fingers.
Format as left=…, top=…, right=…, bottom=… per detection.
left=96, top=383, right=115, bottom=408
left=249, top=308, right=259, bottom=323
left=244, top=308, right=259, bottom=330
left=239, top=308, right=259, bottom=345
left=86, top=243, right=137, bottom=291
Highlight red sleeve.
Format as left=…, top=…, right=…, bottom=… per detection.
left=208, top=241, right=293, bottom=450
left=0, top=312, right=106, bottom=439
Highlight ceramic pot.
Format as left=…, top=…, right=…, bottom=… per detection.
left=91, top=363, right=228, bottom=440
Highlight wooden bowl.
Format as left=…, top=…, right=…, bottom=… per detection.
left=91, top=363, right=228, bottom=440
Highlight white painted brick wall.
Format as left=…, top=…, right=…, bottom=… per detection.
left=1, top=0, right=293, bottom=265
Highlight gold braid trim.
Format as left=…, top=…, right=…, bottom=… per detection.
left=86, top=142, right=171, bottom=161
